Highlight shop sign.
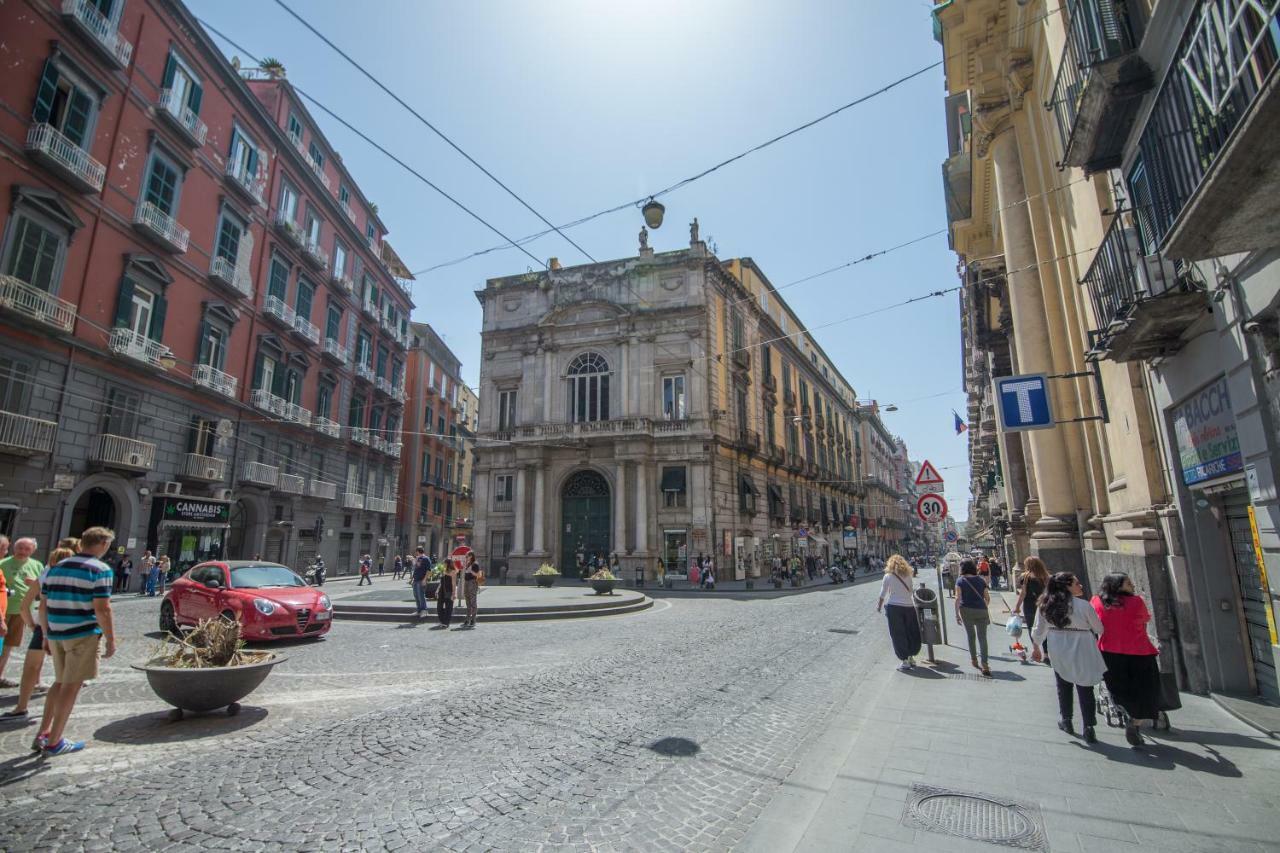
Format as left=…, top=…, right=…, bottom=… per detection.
left=842, top=531, right=858, bottom=549
left=1173, top=377, right=1242, bottom=486
left=157, top=496, right=230, bottom=525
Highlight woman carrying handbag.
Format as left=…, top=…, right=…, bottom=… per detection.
left=954, top=559, right=992, bottom=676
left=876, top=555, right=922, bottom=671
left=1032, top=572, right=1107, bottom=744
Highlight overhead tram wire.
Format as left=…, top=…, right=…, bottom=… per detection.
left=196, top=20, right=548, bottom=273
left=269, top=0, right=596, bottom=265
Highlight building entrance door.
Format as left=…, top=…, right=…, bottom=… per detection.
left=1224, top=488, right=1279, bottom=701
left=561, top=470, right=610, bottom=577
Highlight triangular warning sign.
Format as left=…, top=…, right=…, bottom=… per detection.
left=915, top=460, right=944, bottom=486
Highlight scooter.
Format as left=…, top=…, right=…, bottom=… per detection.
left=828, top=566, right=846, bottom=584
left=304, top=561, right=326, bottom=586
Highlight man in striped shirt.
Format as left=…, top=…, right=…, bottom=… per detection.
left=35, top=526, right=117, bottom=756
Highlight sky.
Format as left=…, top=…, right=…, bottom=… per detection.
left=190, top=0, right=972, bottom=520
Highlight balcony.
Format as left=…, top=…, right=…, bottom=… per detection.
left=386, top=442, right=402, bottom=459
left=61, top=0, right=132, bottom=68
left=783, top=389, right=797, bottom=409
left=732, top=349, right=751, bottom=370
left=274, top=212, right=306, bottom=249
left=370, top=435, right=388, bottom=454
left=0, top=274, right=76, bottom=333
left=366, top=496, right=396, bottom=514
left=250, top=388, right=287, bottom=418
left=1082, top=213, right=1206, bottom=362
left=1139, top=0, right=1280, bottom=259
left=355, top=362, right=375, bottom=383
left=361, top=295, right=378, bottom=318
left=349, top=426, right=371, bottom=446
left=156, top=87, right=207, bottom=147
left=307, top=479, right=337, bottom=501
left=339, top=199, right=357, bottom=225
left=109, top=327, right=171, bottom=369
left=0, top=410, right=57, bottom=456
left=296, top=141, right=332, bottom=191
left=322, top=337, right=350, bottom=364
left=292, top=313, right=320, bottom=345
left=391, top=383, right=406, bottom=403
left=943, top=149, right=972, bottom=225
left=280, top=400, right=312, bottom=427
left=332, top=271, right=355, bottom=297
left=224, top=159, right=265, bottom=206
left=179, top=452, right=226, bottom=483
left=737, top=429, right=761, bottom=454
left=375, top=376, right=393, bottom=397
left=192, top=363, right=238, bottom=399
left=313, top=415, right=341, bottom=438
left=263, top=294, right=296, bottom=328
left=275, top=472, right=305, bottom=495
left=341, top=492, right=364, bottom=510
left=91, top=434, right=155, bottom=473
left=209, top=255, right=253, bottom=299
left=302, top=239, right=328, bottom=273
left=25, top=123, right=105, bottom=193
left=133, top=201, right=189, bottom=253
left=241, top=460, right=279, bottom=488
left=1047, top=0, right=1150, bottom=174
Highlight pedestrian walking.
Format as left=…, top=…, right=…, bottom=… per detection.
left=989, top=558, right=1004, bottom=591
left=1, top=544, right=74, bottom=723
left=116, top=552, right=132, bottom=595
left=0, top=537, right=44, bottom=688
left=159, top=555, right=173, bottom=590
left=436, top=562, right=456, bottom=627
left=35, top=526, right=118, bottom=755
left=1012, top=556, right=1050, bottom=660
left=357, top=557, right=372, bottom=586
left=876, top=554, right=922, bottom=671
left=393, top=555, right=404, bottom=580
left=461, top=553, right=482, bottom=628
left=378, top=556, right=386, bottom=577
left=410, top=548, right=432, bottom=617
left=702, top=562, right=716, bottom=590
left=1032, top=572, right=1106, bottom=744
left=977, top=555, right=990, bottom=584
left=138, top=551, right=155, bottom=595
left=144, top=556, right=161, bottom=597
left=954, top=559, right=992, bottom=676
left=1092, top=573, right=1161, bottom=747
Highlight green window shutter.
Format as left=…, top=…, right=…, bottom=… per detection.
left=149, top=292, right=167, bottom=340
left=161, top=53, right=176, bottom=89
left=215, top=330, right=229, bottom=370
left=270, top=364, right=286, bottom=397
left=268, top=258, right=288, bottom=299
left=252, top=352, right=264, bottom=390
left=63, top=89, right=93, bottom=148
left=113, top=277, right=135, bottom=327
left=188, top=81, right=203, bottom=115
left=33, top=60, right=60, bottom=123
left=245, top=145, right=258, bottom=177
left=216, top=216, right=240, bottom=263
left=196, top=319, right=211, bottom=365
left=186, top=415, right=200, bottom=454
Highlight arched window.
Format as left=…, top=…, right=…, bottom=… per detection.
left=567, top=352, right=610, bottom=423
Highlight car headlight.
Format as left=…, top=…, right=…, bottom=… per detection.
left=318, top=594, right=332, bottom=611
left=253, top=598, right=277, bottom=615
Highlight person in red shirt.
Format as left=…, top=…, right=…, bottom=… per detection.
left=1091, top=573, right=1161, bottom=747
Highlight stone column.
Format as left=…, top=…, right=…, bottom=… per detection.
left=990, top=130, right=1077, bottom=540
left=635, top=462, right=649, bottom=553
left=614, top=461, right=627, bottom=554
left=620, top=340, right=630, bottom=417
left=513, top=466, right=528, bottom=554
left=532, top=465, right=546, bottom=554
left=543, top=349, right=554, bottom=422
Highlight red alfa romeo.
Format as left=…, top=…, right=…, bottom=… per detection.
left=160, top=561, right=333, bottom=641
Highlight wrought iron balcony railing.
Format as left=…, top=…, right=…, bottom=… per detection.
left=322, top=337, right=350, bottom=363
left=241, top=460, right=279, bottom=487
left=275, top=472, right=305, bottom=495
left=292, top=313, right=320, bottom=345
left=313, top=415, right=341, bottom=438
left=341, top=492, right=365, bottom=510
left=224, top=159, right=265, bottom=205
left=263, top=294, right=296, bottom=327
left=156, top=87, right=207, bottom=147
left=109, top=327, right=170, bottom=369
left=0, top=274, right=76, bottom=333
left=209, top=255, right=253, bottom=298
left=133, top=201, right=189, bottom=252
left=0, top=410, right=57, bottom=455
left=308, top=479, right=338, bottom=500
left=180, top=452, right=226, bottom=482
left=26, top=123, right=106, bottom=193
left=91, top=433, right=155, bottom=471
left=62, top=0, right=132, bottom=67
left=192, top=363, right=238, bottom=399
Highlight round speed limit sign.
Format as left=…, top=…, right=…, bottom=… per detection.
left=917, top=493, right=947, bottom=524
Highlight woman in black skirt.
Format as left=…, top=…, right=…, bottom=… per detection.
left=1090, top=572, right=1161, bottom=746
left=436, top=563, right=456, bottom=627
left=876, top=555, right=922, bottom=671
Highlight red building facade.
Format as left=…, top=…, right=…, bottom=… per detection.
left=0, top=0, right=413, bottom=572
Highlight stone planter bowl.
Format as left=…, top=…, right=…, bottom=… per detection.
left=591, top=580, right=617, bottom=595
left=133, top=654, right=285, bottom=718
left=535, top=574, right=558, bottom=588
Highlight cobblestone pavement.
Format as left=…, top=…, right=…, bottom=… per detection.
left=0, top=580, right=885, bottom=851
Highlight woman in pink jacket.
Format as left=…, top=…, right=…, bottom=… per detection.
left=1091, top=573, right=1161, bottom=747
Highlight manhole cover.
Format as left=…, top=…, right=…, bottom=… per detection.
left=903, top=785, right=1046, bottom=850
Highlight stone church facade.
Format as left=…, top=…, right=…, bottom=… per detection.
left=474, top=228, right=881, bottom=582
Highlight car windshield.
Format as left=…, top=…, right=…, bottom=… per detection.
left=230, top=565, right=306, bottom=589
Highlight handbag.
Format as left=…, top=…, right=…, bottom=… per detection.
left=1157, top=668, right=1182, bottom=711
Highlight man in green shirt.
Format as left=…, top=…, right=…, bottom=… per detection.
left=0, top=537, right=45, bottom=687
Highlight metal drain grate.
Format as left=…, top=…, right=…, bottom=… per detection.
left=902, top=784, right=1047, bottom=851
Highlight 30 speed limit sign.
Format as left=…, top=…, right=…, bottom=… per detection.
left=917, top=493, right=947, bottom=524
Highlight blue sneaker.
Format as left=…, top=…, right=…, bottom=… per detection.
left=45, top=739, right=85, bottom=756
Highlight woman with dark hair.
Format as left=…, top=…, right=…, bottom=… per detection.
left=1032, top=573, right=1106, bottom=743
left=954, top=559, right=991, bottom=676
left=1092, top=573, right=1160, bottom=746
left=1013, top=556, right=1051, bottom=660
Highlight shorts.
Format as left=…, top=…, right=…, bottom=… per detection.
left=4, top=613, right=24, bottom=649
left=49, top=634, right=102, bottom=683
left=28, top=623, right=44, bottom=652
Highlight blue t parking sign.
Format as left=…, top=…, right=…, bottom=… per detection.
left=996, top=373, right=1054, bottom=432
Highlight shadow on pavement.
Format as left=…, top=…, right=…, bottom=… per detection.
left=902, top=667, right=946, bottom=679
left=1081, top=739, right=1242, bottom=777
left=1148, top=728, right=1280, bottom=751
left=988, top=670, right=1027, bottom=682
left=93, top=706, right=268, bottom=745
left=0, top=753, right=52, bottom=788
left=648, top=736, right=700, bottom=757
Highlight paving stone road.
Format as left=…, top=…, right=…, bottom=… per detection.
left=0, top=580, right=879, bottom=851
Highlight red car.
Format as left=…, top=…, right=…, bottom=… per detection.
left=160, top=561, right=333, bottom=641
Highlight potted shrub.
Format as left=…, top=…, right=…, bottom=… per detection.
left=589, top=568, right=618, bottom=595
left=534, top=563, right=560, bottom=587
left=133, top=618, right=286, bottom=720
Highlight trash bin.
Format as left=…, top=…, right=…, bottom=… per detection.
left=634, top=563, right=644, bottom=589
left=913, top=584, right=942, bottom=658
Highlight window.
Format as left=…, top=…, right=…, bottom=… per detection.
left=376, top=346, right=388, bottom=379
left=317, top=383, right=333, bottom=419
left=768, top=484, right=784, bottom=520
left=287, top=112, right=303, bottom=146
left=762, top=344, right=773, bottom=381
left=366, top=222, right=376, bottom=243
left=255, top=351, right=278, bottom=394
left=764, top=406, right=776, bottom=447
left=326, top=304, right=342, bottom=342
left=421, top=451, right=432, bottom=483
left=283, top=367, right=302, bottom=405
left=433, top=496, right=443, bottom=515
left=267, top=256, right=289, bottom=300
left=198, top=324, right=227, bottom=370
left=279, top=181, right=298, bottom=223
left=188, top=417, right=218, bottom=456
left=304, top=208, right=321, bottom=244
left=32, top=59, right=97, bottom=149
left=661, top=466, right=687, bottom=508
left=425, top=404, right=434, bottom=430
left=567, top=352, right=610, bottom=423
left=391, top=359, right=403, bottom=387
left=782, top=360, right=792, bottom=395
left=227, top=127, right=260, bottom=183
left=333, top=242, right=348, bottom=277
left=369, top=407, right=383, bottom=433
left=215, top=210, right=245, bottom=267
left=356, top=329, right=372, bottom=365
left=738, top=475, right=757, bottom=514
left=437, top=415, right=445, bottom=436
left=3, top=215, right=64, bottom=293
left=126, top=285, right=154, bottom=337
left=103, top=387, right=140, bottom=436
left=490, top=530, right=511, bottom=560
left=662, top=375, right=686, bottom=420
left=0, top=358, right=33, bottom=412
left=339, top=185, right=350, bottom=206
left=736, top=386, right=749, bottom=432
left=494, top=474, right=514, bottom=508
left=730, top=310, right=744, bottom=352
left=308, top=141, right=324, bottom=170
left=498, top=389, right=517, bottom=430
left=160, top=51, right=202, bottom=115
left=143, top=150, right=182, bottom=216
left=347, top=394, right=366, bottom=427
left=761, top=288, right=770, bottom=315
left=295, top=277, right=314, bottom=322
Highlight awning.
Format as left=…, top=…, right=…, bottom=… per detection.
left=157, top=520, right=230, bottom=530
left=661, top=466, right=687, bottom=492
left=767, top=484, right=783, bottom=503
left=809, top=534, right=829, bottom=548
left=739, top=475, right=758, bottom=496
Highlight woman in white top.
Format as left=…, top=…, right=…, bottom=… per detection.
left=1032, top=572, right=1107, bottom=744
left=876, top=555, right=922, bottom=671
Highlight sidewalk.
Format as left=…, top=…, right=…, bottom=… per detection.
left=742, top=583, right=1280, bottom=852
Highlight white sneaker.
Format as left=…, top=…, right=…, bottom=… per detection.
left=897, top=662, right=911, bottom=672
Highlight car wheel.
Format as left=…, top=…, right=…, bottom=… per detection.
left=160, top=601, right=179, bottom=636
left=220, top=609, right=238, bottom=624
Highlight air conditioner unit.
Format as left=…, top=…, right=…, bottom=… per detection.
left=214, top=488, right=233, bottom=501
left=162, top=481, right=182, bottom=495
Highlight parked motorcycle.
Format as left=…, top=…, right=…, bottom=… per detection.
left=304, top=559, right=326, bottom=586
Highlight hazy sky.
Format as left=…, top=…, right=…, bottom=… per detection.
left=192, top=0, right=971, bottom=518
